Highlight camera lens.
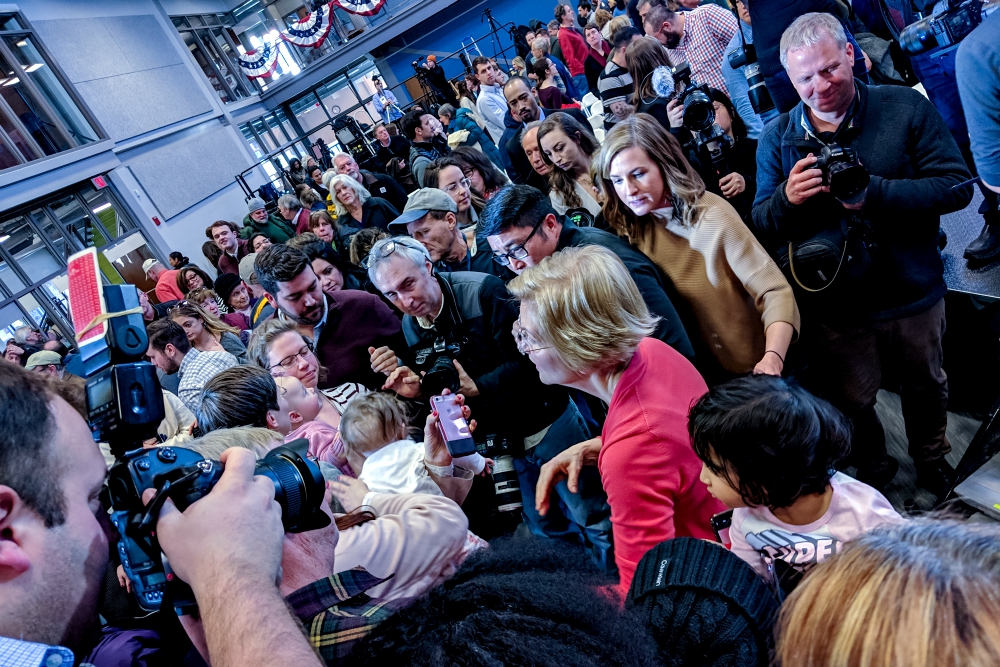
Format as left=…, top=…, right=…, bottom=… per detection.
left=744, top=63, right=775, bottom=115
left=254, top=439, right=330, bottom=533
left=492, top=455, right=523, bottom=512
left=827, top=162, right=870, bottom=201
left=682, top=88, right=715, bottom=133
left=421, top=355, right=460, bottom=396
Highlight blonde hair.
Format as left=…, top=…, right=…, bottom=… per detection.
left=186, top=426, right=280, bottom=459
left=186, top=287, right=219, bottom=309
left=594, top=8, right=613, bottom=30
left=507, top=245, right=656, bottom=375
left=339, top=392, right=411, bottom=456
left=596, top=113, right=706, bottom=241
left=605, top=15, right=632, bottom=43
left=327, top=173, right=371, bottom=216
left=776, top=518, right=1000, bottom=667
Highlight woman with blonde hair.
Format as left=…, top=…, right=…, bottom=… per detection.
left=595, top=114, right=798, bottom=378
left=508, top=245, right=723, bottom=594
left=169, top=302, right=247, bottom=363
left=322, top=172, right=399, bottom=244
left=776, top=518, right=1000, bottom=667
left=536, top=112, right=602, bottom=219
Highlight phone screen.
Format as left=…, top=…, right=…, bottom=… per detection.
left=711, top=509, right=734, bottom=549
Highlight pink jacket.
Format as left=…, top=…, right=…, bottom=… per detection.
left=286, top=420, right=355, bottom=477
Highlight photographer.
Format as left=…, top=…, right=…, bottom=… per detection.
left=401, top=110, right=451, bottom=188
left=720, top=0, right=770, bottom=139
left=371, top=77, right=402, bottom=124
left=752, top=13, right=972, bottom=494
left=0, top=364, right=324, bottom=667
left=365, top=237, right=613, bottom=561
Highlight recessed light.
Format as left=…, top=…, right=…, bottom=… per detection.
left=25, top=64, right=42, bottom=72
left=0, top=235, right=9, bottom=243
left=15, top=40, right=26, bottom=47
left=3, top=77, right=18, bottom=86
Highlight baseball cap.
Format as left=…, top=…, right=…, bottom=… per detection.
left=25, top=350, right=63, bottom=370
left=142, top=259, right=160, bottom=276
left=248, top=197, right=267, bottom=213
left=239, top=252, right=258, bottom=285
left=427, top=54, right=437, bottom=63
left=388, top=188, right=458, bottom=233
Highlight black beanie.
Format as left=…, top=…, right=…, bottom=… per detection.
left=626, top=537, right=780, bottom=667
left=214, top=272, right=241, bottom=305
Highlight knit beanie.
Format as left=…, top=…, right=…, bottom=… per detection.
left=626, top=537, right=780, bottom=667
left=214, top=272, right=242, bottom=305
left=247, top=197, right=266, bottom=213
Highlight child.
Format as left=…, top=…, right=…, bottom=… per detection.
left=274, top=375, right=354, bottom=476
left=689, top=375, right=902, bottom=594
left=339, top=392, right=487, bottom=496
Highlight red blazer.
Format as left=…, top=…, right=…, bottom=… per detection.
left=559, top=27, right=589, bottom=76
left=599, top=337, right=724, bottom=593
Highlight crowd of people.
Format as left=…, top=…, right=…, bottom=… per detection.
left=4, top=1, right=1000, bottom=666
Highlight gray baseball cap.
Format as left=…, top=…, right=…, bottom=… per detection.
left=239, top=252, right=259, bottom=285
left=248, top=197, right=267, bottom=213
left=387, top=188, right=458, bottom=233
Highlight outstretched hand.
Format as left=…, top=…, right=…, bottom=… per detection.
left=382, top=365, right=423, bottom=398
left=535, top=437, right=602, bottom=516
left=425, top=388, right=476, bottom=468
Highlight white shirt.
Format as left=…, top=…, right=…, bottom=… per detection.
left=476, top=83, right=507, bottom=143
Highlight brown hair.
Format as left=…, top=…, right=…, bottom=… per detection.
left=626, top=36, right=673, bottom=104
left=536, top=112, right=600, bottom=210
left=175, top=265, right=216, bottom=296
left=776, top=517, right=1000, bottom=667
left=169, top=302, right=240, bottom=339
left=593, top=8, right=613, bottom=29
left=308, top=209, right=337, bottom=233
left=595, top=113, right=705, bottom=241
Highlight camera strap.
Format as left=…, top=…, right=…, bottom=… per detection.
left=786, top=238, right=849, bottom=293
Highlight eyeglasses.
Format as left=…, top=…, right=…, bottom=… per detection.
left=361, top=238, right=428, bottom=270
left=513, top=318, right=550, bottom=355
left=441, top=177, right=472, bottom=195
left=271, top=342, right=315, bottom=370
left=493, top=219, right=544, bottom=266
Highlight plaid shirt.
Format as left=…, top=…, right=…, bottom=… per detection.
left=177, top=348, right=239, bottom=413
left=286, top=568, right=409, bottom=664
left=667, top=4, right=738, bottom=95
left=0, top=637, right=76, bottom=667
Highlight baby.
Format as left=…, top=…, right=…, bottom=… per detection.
left=273, top=375, right=354, bottom=476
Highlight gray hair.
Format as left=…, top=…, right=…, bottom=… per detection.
left=187, top=426, right=280, bottom=460
left=327, top=173, right=371, bottom=216
left=277, top=193, right=302, bottom=212
left=332, top=151, right=356, bottom=168
left=520, top=120, right=544, bottom=147
left=13, top=326, right=36, bottom=345
left=366, top=236, right=432, bottom=288
left=532, top=37, right=551, bottom=54
left=438, top=103, right=456, bottom=119
left=780, top=12, right=848, bottom=69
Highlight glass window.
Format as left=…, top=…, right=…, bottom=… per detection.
left=2, top=36, right=98, bottom=145
left=0, top=256, right=26, bottom=293
left=0, top=15, right=25, bottom=32
left=0, top=216, right=62, bottom=282
left=290, top=94, right=327, bottom=133
left=0, top=134, right=20, bottom=168
left=0, top=301, right=33, bottom=344
left=317, top=77, right=358, bottom=119
left=0, top=49, right=71, bottom=154
left=0, top=102, right=38, bottom=160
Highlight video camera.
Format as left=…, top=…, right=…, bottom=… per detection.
left=657, top=64, right=735, bottom=180
left=68, top=283, right=329, bottom=615
left=900, top=0, right=999, bottom=54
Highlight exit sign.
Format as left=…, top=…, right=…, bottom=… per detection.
left=91, top=175, right=107, bottom=189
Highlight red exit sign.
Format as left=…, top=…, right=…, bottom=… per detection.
left=91, top=175, right=107, bottom=189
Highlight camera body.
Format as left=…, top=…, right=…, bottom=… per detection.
left=109, top=440, right=329, bottom=614
left=415, top=336, right=463, bottom=396
left=900, top=0, right=999, bottom=54
left=814, top=143, right=870, bottom=202
left=727, top=42, right=775, bottom=115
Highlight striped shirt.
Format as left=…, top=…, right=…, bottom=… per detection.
left=667, top=4, right=739, bottom=95
left=598, top=59, right=634, bottom=129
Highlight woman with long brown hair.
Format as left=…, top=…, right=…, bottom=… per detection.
left=169, top=302, right=247, bottom=363
left=175, top=265, right=215, bottom=296
left=595, top=114, right=798, bottom=379
left=536, top=112, right=602, bottom=219
left=625, top=36, right=675, bottom=131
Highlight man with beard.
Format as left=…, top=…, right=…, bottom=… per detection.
left=643, top=3, right=738, bottom=95
left=146, top=319, right=239, bottom=413
left=254, top=244, right=405, bottom=390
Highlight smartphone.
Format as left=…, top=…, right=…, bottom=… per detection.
left=711, top=509, right=734, bottom=549
left=430, top=394, right=477, bottom=457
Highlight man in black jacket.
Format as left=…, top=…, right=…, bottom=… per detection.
left=366, top=236, right=613, bottom=562
left=333, top=151, right=408, bottom=213
left=481, top=185, right=695, bottom=361
left=752, top=13, right=972, bottom=494
left=374, top=123, right=411, bottom=167
left=501, top=76, right=589, bottom=184
left=401, top=110, right=451, bottom=187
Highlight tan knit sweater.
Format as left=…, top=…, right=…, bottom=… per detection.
left=638, top=192, right=800, bottom=373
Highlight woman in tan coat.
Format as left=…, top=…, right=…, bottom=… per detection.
left=595, top=113, right=799, bottom=377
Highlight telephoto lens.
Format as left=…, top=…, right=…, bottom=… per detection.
left=681, top=86, right=715, bottom=133
left=492, top=455, right=523, bottom=512
left=254, top=438, right=331, bottom=533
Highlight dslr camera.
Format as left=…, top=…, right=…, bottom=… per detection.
left=814, top=144, right=870, bottom=202
left=415, top=335, right=464, bottom=396
left=727, top=42, right=775, bottom=115
left=900, top=0, right=999, bottom=54
left=667, top=65, right=735, bottom=179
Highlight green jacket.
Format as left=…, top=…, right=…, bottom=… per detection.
left=240, top=212, right=296, bottom=244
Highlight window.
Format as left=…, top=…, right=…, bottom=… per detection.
left=0, top=180, right=161, bottom=347
left=0, top=12, right=102, bottom=173
left=172, top=15, right=256, bottom=103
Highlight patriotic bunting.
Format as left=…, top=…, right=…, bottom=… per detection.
left=333, top=0, right=386, bottom=17
left=237, top=41, right=280, bottom=79
left=282, top=3, right=335, bottom=48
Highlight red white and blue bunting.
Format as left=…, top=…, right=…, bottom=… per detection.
left=282, top=2, right=335, bottom=49
left=333, top=0, right=386, bottom=17
left=237, top=41, right=279, bottom=79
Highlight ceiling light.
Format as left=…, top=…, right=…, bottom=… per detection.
left=0, top=235, right=9, bottom=243
left=0, top=78, right=7, bottom=86
left=3, top=77, right=18, bottom=86
left=24, top=63, right=42, bottom=72
left=15, top=40, right=26, bottom=47
left=91, top=203, right=112, bottom=214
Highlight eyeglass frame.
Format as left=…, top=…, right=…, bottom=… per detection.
left=492, top=217, right=545, bottom=267
left=269, top=340, right=316, bottom=370
left=513, top=318, right=551, bottom=355
left=361, top=236, right=432, bottom=271
left=440, top=176, right=472, bottom=195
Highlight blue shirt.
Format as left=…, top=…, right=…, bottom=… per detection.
left=0, top=637, right=76, bottom=667
left=721, top=21, right=765, bottom=140
left=956, top=10, right=1000, bottom=187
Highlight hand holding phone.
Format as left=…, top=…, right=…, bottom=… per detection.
left=430, top=393, right=477, bottom=457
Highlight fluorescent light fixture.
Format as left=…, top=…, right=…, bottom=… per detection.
left=0, top=78, right=7, bottom=86
left=15, top=40, right=26, bottom=47
left=0, top=235, right=9, bottom=243
left=91, top=203, right=112, bottom=214
left=3, top=77, right=18, bottom=86
left=24, top=63, right=43, bottom=72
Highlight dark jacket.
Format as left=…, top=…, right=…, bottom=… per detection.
left=314, top=291, right=406, bottom=391
left=334, top=197, right=400, bottom=244
left=409, top=136, right=452, bottom=187
left=752, top=81, right=972, bottom=322
left=217, top=238, right=251, bottom=276
left=376, top=135, right=412, bottom=168
left=503, top=107, right=590, bottom=185
left=557, top=221, right=695, bottom=360
left=399, top=272, right=568, bottom=440
left=360, top=170, right=408, bottom=213
left=240, top=211, right=296, bottom=244
left=435, top=235, right=515, bottom=282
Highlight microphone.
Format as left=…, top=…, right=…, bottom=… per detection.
left=651, top=66, right=675, bottom=98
